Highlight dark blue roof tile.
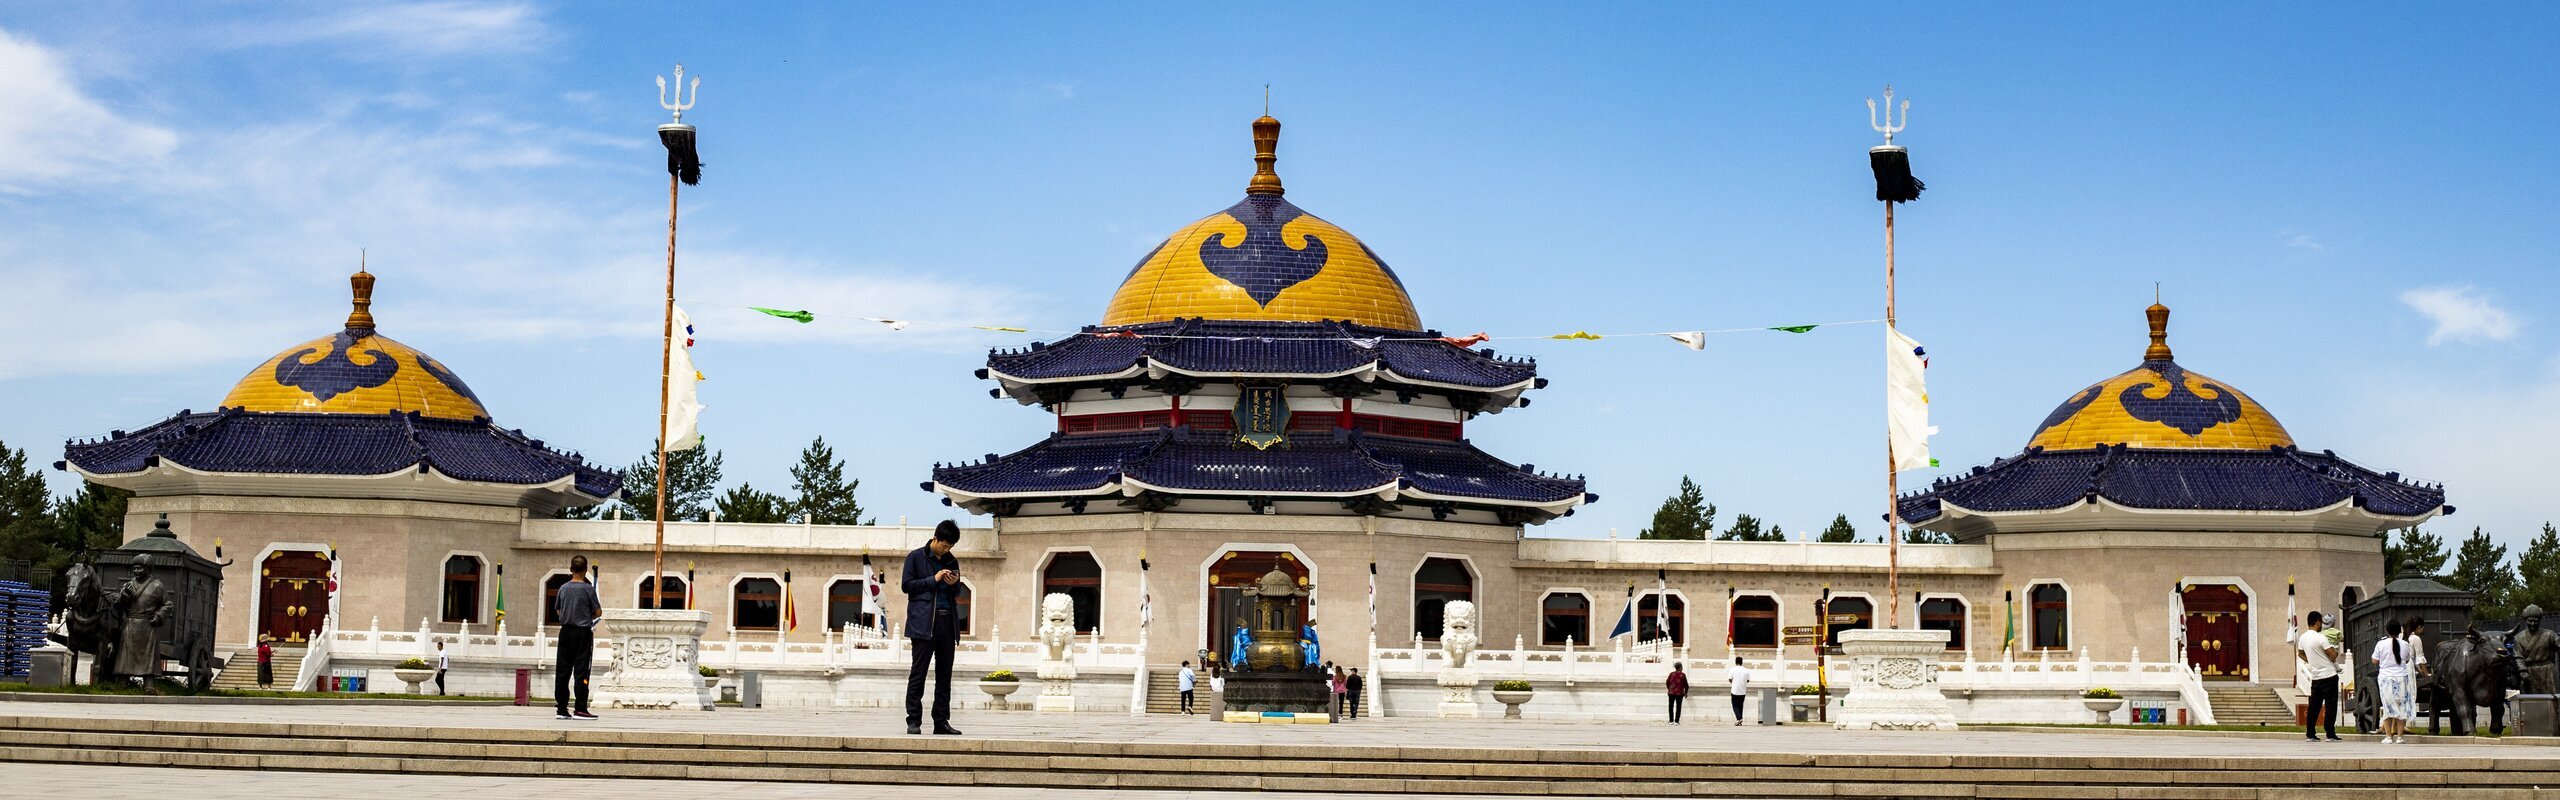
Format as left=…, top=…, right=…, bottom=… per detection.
left=65, top=409, right=619, bottom=499
left=985, top=319, right=1539, bottom=389
left=1899, top=446, right=2445, bottom=523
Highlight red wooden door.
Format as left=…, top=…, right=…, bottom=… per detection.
left=2182, top=585, right=2251, bottom=681
left=260, top=552, right=331, bottom=644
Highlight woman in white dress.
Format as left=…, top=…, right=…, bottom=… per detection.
left=2371, top=618, right=2415, bottom=743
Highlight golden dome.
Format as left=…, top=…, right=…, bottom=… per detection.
left=2026, top=303, right=2293, bottom=450
left=1100, top=115, right=1422, bottom=330
left=219, top=269, right=490, bottom=421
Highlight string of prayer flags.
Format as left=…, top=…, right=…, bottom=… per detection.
left=752, top=307, right=815, bottom=323
left=1769, top=324, right=1819, bottom=334
left=1092, top=330, right=1143, bottom=340
left=1437, top=332, right=1489, bottom=347
left=1665, top=332, right=1706, bottom=350
left=864, top=318, right=911, bottom=331
left=1549, top=330, right=1603, bottom=341
left=1348, top=336, right=1383, bottom=349
left=974, top=325, right=1028, bottom=333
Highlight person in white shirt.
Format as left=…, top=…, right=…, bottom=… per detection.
left=2371, top=617, right=2415, bottom=743
left=2295, top=611, right=2340, bottom=741
left=1177, top=661, right=1198, bottom=715
left=1725, top=657, right=1753, bottom=725
left=434, top=641, right=449, bottom=696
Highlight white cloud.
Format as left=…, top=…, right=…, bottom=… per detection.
left=2363, top=358, right=2560, bottom=551
left=2283, top=233, right=2324, bottom=252
left=223, top=1, right=549, bottom=57
left=0, top=28, right=177, bottom=191
left=2399, top=286, right=2519, bottom=345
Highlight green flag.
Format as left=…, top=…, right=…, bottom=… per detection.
left=752, top=307, right=816, bottom=323
left=2002, top=592, right=2016, bottom=651
left=493, top=562, right=506, bottom=624
left=1768, top=325, right=1818, bottom=334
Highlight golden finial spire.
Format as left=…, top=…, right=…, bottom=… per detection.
left=2143, top=293, right=2173, bottom=362
left=1247, top=107, right=1284, bottom=196
left=346, top=250, right=377, bottom=333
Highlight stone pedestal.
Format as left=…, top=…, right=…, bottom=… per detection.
left=1035, top=660, right=1077, bottom=713
left=28, top=644, right=69, bottom=688
left=1832, top=628, right=1956, bottom=730
left=1436, top=668, right=1480, bottom=718
left=592, top=609, right=715, bottom=711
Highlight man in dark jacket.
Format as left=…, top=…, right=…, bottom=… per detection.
left=1665, top=662, right=1688, bottom=725
left=553, top=555, right=602, bottom=720
left=903, top=521, right=966, bottom=735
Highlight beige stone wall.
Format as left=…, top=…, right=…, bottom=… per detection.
left=1984, top=529, right=2383, bottom=683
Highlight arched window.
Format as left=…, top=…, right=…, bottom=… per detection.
left=825, top=579, right=861, bottom=631
left=2030, top=583, right=2069, bottom=650
left=1919, top=597, right=1967, bottom=650
left=638, top=575, right=687, bottom=610
left=1639, top=594, right=1687, bottom=646
left=1041, top=552, right=1104, bottom=635
left=440, top=555, right=483, bottom=624
left=1824, top=596, right=1874, bottom=648
left=2340, top=586, right=2362, bottom=609
left=1731, top=595, right=1779, bottom=647
left=543, top=573, right=575, bottom=625
left=733, top=578, right=782, bottom=631
left=1541, top=593, right=1591, bottom=645
left=1413, top=558, right=1474, bottom=641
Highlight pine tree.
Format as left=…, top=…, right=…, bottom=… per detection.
left=618, top=444, right=724, bottom=521
left=1717, top=513, right=1781, bottom=542
left=788, top=437, right=870, bottom=525
left=1903, top=527, right=1954, bottom=545
left=0, top=441, right=57, bottom=578
left=716, top=483, right=792, bottom=523
left=1637, top=476, right=1713, bottom=540
left=2514, top=523, right=2560, bottom=616
left=1819, top=514, right=1859, bottom=543
left=2382, top=527, right=2450, bottom=579
left=2446, top=527, right=2516, bottom=618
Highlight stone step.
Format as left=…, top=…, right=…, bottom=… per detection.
left=0, top=714, right=2551, bottom=798
left=1141, top=666, right=1369, bottom=717
left=208, top=651, right=305, bottom=691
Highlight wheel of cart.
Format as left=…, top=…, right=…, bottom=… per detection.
left=183, top=640, right=215, bottom=694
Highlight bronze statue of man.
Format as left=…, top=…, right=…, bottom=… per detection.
left=2513, top=605, right=2558, bottom=695
left=108, top=558, right=171, bottom=685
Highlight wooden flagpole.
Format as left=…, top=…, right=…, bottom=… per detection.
left=655, top=169, right=678, bottom=609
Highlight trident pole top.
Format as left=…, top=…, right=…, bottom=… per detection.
left=657, top=64, right=700, bottom=125
left=1867, top=85, right=1908, bottom=147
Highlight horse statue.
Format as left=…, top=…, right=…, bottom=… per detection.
left=2431, top=626, right=2518, bottom=736
left=45, top=560, right=121, bottom=685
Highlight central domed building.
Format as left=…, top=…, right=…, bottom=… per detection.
left=928, top=114, right=1594, bottom=665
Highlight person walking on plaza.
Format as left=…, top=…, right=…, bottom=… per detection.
left=255, top=635, right=274, bottom=689
left=2373, top=617, right=2414, bottom=743
left=434, top=640, right=449, bottom=696
left=552, top=555, right=601, bottom=720
left=903, top=521, right=967, bottom=736
left=1725, top=657, right=1753, bottom=726
left=1178, top=660, right=1198, bottom=715
left=2296, top=611, right=2341, bottom=741
left=1330, top=665, right=1349, bottom=721
left=1345, top=667, right=1363, bottom=720
left=1664, top=662, right=1688, bottom=724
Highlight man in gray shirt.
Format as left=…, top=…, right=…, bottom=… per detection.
left=553, top=555, right=601, bottom=720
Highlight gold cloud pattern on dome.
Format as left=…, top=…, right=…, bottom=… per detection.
left=221, top=331, right=489, bottom=420
left=2026, top=302, right=2292, bottom=450
left=1101, top=196, right=1422, bottom=330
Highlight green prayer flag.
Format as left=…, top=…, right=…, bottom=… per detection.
left=752, top=307, right=816, bottom=323
left=1928, top=458, right=1941, bottom=467
left=1768, top=325, right=1818, bottom=334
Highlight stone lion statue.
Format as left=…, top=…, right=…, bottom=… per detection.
left=1439, top=600, right=1479, bottom=669
left=1038, top=592, right=1076, bottom=663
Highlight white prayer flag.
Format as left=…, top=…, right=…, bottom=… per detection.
left=1885, top=326, right=1936, bottom=472
left=663, top=305, right=706, bottom=451
left=1666, top=331, right=1705, bottom=350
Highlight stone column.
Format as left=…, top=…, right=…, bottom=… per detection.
left=1831, top=628, right=1956, bottom=730
left=592, top=608, right=716, bottom=711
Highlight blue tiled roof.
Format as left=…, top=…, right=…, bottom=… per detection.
left=930, top=428, right=1588, bottom=508
left=983, top=319, right=1541, bottom=389
left=64, top=409, right=620, bottom=499
left=1898, top=445, right=2446, bottom=523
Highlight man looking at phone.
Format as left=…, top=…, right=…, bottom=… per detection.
left=904, top=520, right=967, bottom=735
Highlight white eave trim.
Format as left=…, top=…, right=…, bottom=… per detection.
left=1399, top=485, right=1586, bottom=513
left=932, top=480, right=1125, bottom=502
left=1117, top=476, right=1402, bottom=500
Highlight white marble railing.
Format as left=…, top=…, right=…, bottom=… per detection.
left=290, top=612, right=338, bottom=692
left=327, top=617, right=1142, bottom=672
left=1516, top=537, right=1995, bottom=569
left=519, top=516, right=994, bottom=552
left=1374, top=637, right=2209, bottom=701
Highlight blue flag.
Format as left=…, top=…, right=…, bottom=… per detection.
left=1608, top=586, right=1636, bottom=640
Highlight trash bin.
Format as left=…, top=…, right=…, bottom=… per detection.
left=740, top=671, right=762, bottom=709
left=1757, top=687, right=1782, bottom=725
left=28, top=646, right=67, bottom=687
left=513, top=668, right=531, bottom=706
left=2517, top=694, right=2559, bottom=737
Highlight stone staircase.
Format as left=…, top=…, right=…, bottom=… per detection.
left=0, top=712, right=2548, bottom=797
left=208, top=648, right=304, bottom=692
left=1141, top=666, right=1368, bottom=717
left=2204, top=684, right=2295, bottom=727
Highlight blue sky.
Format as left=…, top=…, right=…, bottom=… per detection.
left=2, top=3, right=2553, bottom=548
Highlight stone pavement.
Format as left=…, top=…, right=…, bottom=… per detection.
left=0, top=699, right=2523, bottom=760
left=0, top=762, right=1515, bottom=800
